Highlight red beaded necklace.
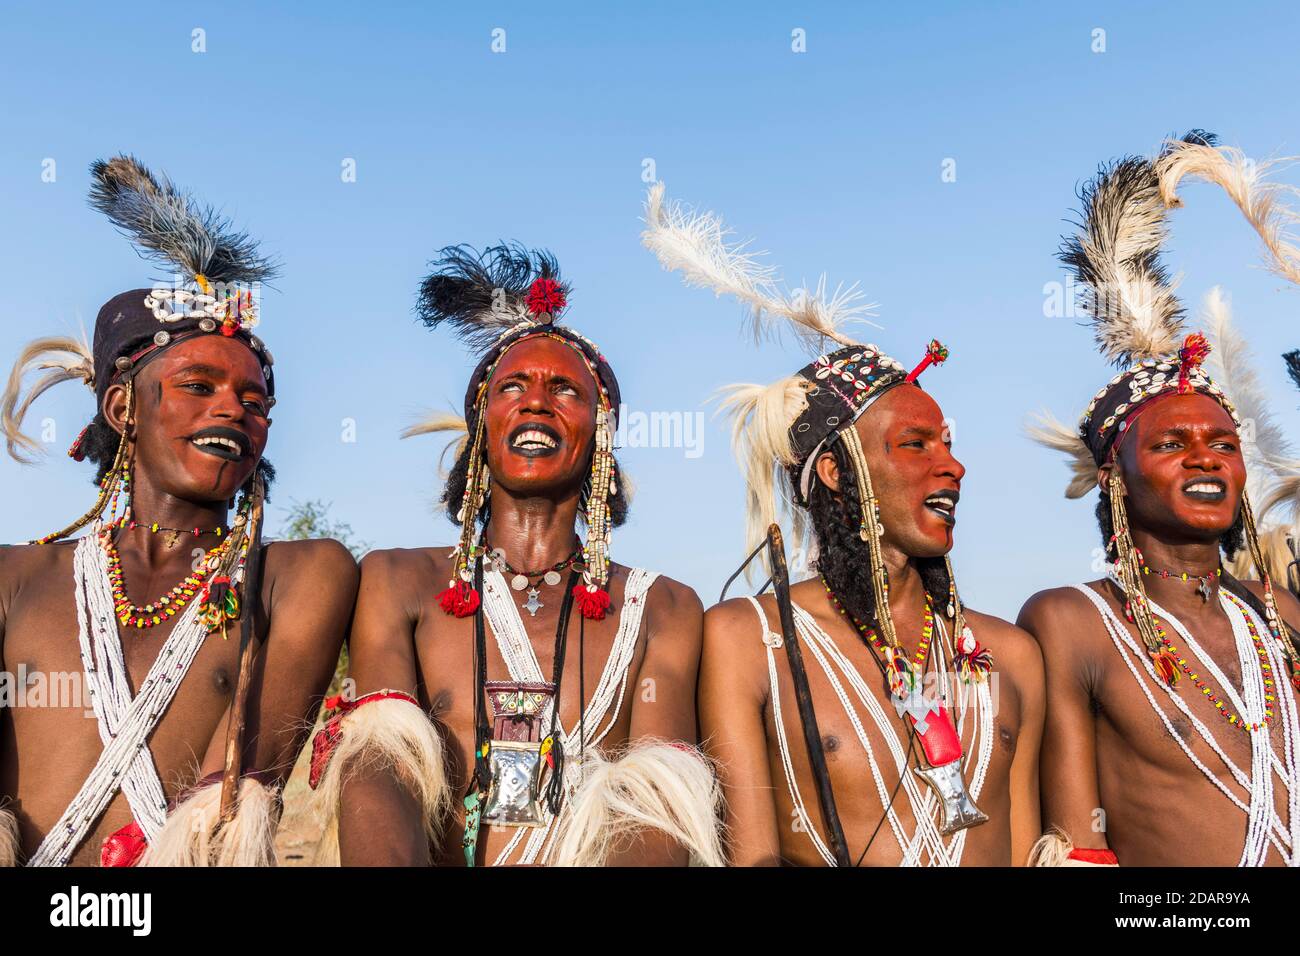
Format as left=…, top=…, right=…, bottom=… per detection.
left=1148, top=590, right=1277, bottom=733
left=102, top=531, right=237, bottom=630
left=821, top=575, right=934, bottom=697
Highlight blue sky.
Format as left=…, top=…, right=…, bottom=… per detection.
left=2, top=1, right=1298, bottom=619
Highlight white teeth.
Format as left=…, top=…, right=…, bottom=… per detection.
left=1186, top=482, right=1222, bottom=493
left=513, top=430, right=557, bottom=449
left=193, top=436, right=241, bottom=454
left=924, top=496, right=954, bottom=512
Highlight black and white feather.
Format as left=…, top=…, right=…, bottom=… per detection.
left=1285, top=350, right=1300, bottom=393
left=1058, top=133, right=1216, bottom=366
left=88, top=155, right=279, bottom=286
left=415, top=243, right=567, bottom=353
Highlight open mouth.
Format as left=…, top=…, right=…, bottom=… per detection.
left=923, top=489, right=960, bottom=526
left=508, top=423, right=562, bottom=458
left=188, top=427, right=252, bottom=463
left=1182, top=478, right=1227, bottom=503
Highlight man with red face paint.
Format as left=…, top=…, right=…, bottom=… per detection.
left=643, top=184, right=1045, bottom=866
left=0, top=157, right=357, bottom=867
left=1022, top=137, right=1300, bottom=867
left=309, top=244, right=723, bottom=866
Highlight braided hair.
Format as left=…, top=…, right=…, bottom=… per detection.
left=805, top=439, right=949, bottom=627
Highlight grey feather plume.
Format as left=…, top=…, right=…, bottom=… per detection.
left=88, top=155, right=279, bottom=286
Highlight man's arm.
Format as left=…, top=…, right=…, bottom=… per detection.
left=699, top=598, right=780, bottom=866
left=335, top=548, right=432, bottom=866
left=1016, top=588, right=1110, bottom=856
left=198, top=538, right=358, bottom=784
left=606, top=577, right=703, bottom=865
left=970, top=612, right=1046, bottom=865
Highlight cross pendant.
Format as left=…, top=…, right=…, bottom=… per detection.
left=523, top=588, right=544, bottom=617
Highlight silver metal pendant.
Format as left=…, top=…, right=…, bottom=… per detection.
left=510, top=574, right=529, bottom=591
left=543, top=570, right=562, bottom=587
left=483, top=740, right=546, bottom=828
left=1197, top=578, right=1212, bottom=602
left=523, top=588, right=543, bottom=616
left=913, top=761, right=989, bottom=836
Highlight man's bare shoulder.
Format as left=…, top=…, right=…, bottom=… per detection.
left=264, top=537, right=359, bottom=586
left=962, top=607, right=1041, bottom=668
left=1016, top=581, right=1115, bottom=666
left=640, top=570, right=704, bottom=622
left=703, top=594, right=773, bottom=652
left=358, top=545, right=447, bottom=586
left=0, top=540, right=74, bottom=595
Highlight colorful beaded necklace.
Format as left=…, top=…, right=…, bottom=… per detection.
left=1147, top=590, right=1277, bottom=733
left=821, top=575, right=934, bottom=698
left=1141, top=564, right=1221, bottom=602
left=102, top=530, right=238, bottom=629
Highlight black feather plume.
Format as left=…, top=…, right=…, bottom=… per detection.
left=416, top=243, right=569, bottom=352
left=1285, top=350, right=1300, bottom=393
left=88, top=155, right=279, bottom=286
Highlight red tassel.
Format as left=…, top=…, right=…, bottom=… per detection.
left=1177, top=332, right=1211, bottom=393
left=1152, top=648, right=1180, bottom=687
left=1290, top=660, right=1300, bottom=693
left=572, top=584, right=611, bottom=620
left=1068, top=847, right=1118, bottom=865
left=101, top=820, right=147, bottom=867
left=438, top=581, right=480, bottom=618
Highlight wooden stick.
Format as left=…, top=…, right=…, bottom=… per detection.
left=219, top=490, right=266, bottom=823
left=766, top=524, right=852, bottom=866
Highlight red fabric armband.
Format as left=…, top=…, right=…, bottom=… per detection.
left=101, top=820, right=147, bottom=868
left=309, top=689, right=420, bottom=790
left=1068, top=847, right=1118, bottom=865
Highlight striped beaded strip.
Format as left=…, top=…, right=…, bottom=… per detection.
left=1151, top=592, right=1276, bottom=733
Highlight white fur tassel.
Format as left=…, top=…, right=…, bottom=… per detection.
left=547, top=741, right=725, bottom=867
left=716, top=377, right=811, bottom=574
left=1028, top=828, right=1118, bottom=867
left=2, top=334, right=94, bottom=462
left=306, top=697, right=450, bottom=867
left=1025, top=411, right=1097, bottom=499
left=0, top=806, right=19, bottom=866
left=139, top=778, right=279, bottom=867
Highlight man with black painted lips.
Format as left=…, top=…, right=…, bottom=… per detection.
left=0, top=156, right=357, bottom=866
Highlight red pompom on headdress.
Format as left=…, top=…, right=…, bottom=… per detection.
left=438, top=580, right=481, bottom=618
left=572, top=583, right=611, bottom=621
left=526, top=277, right=567, bottom=320
left=1177, top=332, right=1211, bottom=394
left=905, top=339, right=950, bottom=384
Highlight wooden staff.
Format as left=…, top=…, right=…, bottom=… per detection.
left=219, top=486, right=266, bottom=823
left=765, top=524, right=852, bottom=866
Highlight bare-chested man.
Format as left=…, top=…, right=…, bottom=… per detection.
left=0, top=156, right=357, bottom=867
left=310, top=244, right=722, bottom=866
left=1021, top=136, right=1300, bottom=867
left=642, top=184, right=1045, bottom=866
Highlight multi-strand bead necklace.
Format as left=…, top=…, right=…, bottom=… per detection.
left=821, top=575, right=934, bottom=698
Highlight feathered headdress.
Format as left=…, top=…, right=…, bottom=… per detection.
left=643, top=183, right=953, bottom=651
left=413, top=243, right=622, bottom=621
left=4, top=155, right=279, bottom=546
left=1033, top=131, right=1300, bottom=685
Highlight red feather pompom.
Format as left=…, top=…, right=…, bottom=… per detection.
left=438, top=581, right=481, bottom=618
left=1152, top=647, right=1180, bottom=687
left=572, top=584, right=610, bottom=620
left=526, top=277, right=567, bottom=318
left=1177, top=332, right=1212, bottom=394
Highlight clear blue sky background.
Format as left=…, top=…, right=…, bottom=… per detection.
left=2, top=1, right=1298, bottom=619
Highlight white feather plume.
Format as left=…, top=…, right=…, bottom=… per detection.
left=642, top=182, right=876, bottom=352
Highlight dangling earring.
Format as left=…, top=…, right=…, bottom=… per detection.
left=573, top=402, right=615, bottom=620
left=438, top=401, right=489, bottom=617
left=1106, top=472, right=1179, bottom=685
left=32, top=381, right=135, bottom=545
left=839, top=426, right=897, bottom=649
left=1240, top=490, right=1300, bottom=689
